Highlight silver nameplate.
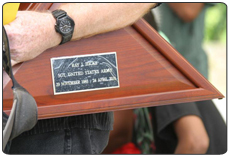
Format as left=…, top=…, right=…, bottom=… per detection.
left=51, top=52, right=119, bottom=95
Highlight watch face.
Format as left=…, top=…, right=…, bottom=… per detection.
left=59, top=18, right=73, bottom=34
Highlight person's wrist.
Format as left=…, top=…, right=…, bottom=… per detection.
left=46, top=12, right=62, bottom=47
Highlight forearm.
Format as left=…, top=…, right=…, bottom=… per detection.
left=6, top=3, right=156, bottom=66
left=57, top=3, right=156, bottom=41
left=173, top=115, right=209, bottom=154
left=174, top=139, right=207, bottom=154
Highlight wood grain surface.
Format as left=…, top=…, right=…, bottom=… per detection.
left=3, top=3, right=224, bottom=119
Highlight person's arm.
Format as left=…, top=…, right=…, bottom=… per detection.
left=4, top=3, right=157, bottom=66
left=102, top=110, right=134, bottom=154
left=168, top=3, right=204, bottom=22
left=173, top=115, right=209, bottom=154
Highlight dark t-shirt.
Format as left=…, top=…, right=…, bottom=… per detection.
left=157, top=3, right=213, bottom=79
left=150, top=100, right=227, bottom=154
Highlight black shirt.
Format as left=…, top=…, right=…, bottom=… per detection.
left=150, top=100, right=227, bottom=154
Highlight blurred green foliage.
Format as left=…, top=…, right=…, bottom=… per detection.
left=204, top=3, right=227, bottom=43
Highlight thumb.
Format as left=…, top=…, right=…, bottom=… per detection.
left=11, top=59, right=19, bottom=67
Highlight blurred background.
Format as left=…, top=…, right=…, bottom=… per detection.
left=104, top=3, right=227, bottom=154
left=203, top=3, right=226, bottom=122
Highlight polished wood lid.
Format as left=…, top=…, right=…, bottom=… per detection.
left=3, top=3, right=224, bottom=119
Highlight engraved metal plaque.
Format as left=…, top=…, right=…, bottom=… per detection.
left=51, top=52, right=119, bottom=95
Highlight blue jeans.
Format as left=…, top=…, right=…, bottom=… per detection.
left=7, top=128, right=110, bottom=154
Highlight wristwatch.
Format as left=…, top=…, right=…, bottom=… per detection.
left=52, top=9, right=75, bottom=45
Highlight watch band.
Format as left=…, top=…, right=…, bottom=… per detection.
left=62, top=34, right=73, bottom=44
left=52, top=9, right=66, bottom=19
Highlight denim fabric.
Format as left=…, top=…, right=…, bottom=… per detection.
left=7, top=128, right=110, bottom=154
